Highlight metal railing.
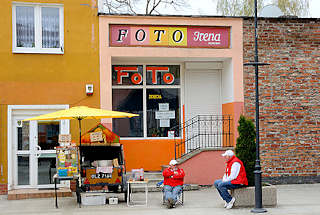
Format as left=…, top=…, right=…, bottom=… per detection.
left=172, top=115, right=233, bottom=159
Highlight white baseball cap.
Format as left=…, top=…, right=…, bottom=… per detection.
left=221, top=150, right=234, bottom=157
left=169, top=159, right=178, bottom=166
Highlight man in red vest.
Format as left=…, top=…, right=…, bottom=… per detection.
left=162, top=159, right=185, bottom=208
left=214, top=150, right=248, bottom=209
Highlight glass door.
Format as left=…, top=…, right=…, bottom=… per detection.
left=14, top=120, right=31, bottom=187
left=13, top=117, right=68, bottom=189
left=37, top=121, right=59, bottom=187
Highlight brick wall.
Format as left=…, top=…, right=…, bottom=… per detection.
left=243, top=18, right=320, bottom=184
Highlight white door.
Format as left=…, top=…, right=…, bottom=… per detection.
left=12, top=116, right=69, bottom=189
left=185, top=70, right=221, bottom=120
left=184, top=69, right=222, bottom=151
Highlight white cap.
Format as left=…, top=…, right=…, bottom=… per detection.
left=221, top=150, right=234, bottom=157
left=169, top=160, right=178, bottom=166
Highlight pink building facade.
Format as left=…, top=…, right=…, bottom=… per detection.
left=99, top=15, right=244, bottom=173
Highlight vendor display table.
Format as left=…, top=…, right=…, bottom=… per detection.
left=127, top=179, right=148, bottom=207
left=53, top=173, right=80, bottom=208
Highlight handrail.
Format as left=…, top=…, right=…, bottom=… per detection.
left=172, top=115, right=233, bottom=159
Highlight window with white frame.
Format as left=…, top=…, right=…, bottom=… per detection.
left=112, top=65, right=181, bottom=138
left=12, top=3, right=64, bottom=54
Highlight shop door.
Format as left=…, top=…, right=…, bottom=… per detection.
left=185, top=69, right=222, bottom=150
left=185, top=70, right=221, bottom=120
left=12, top=116, right=68, bottom=189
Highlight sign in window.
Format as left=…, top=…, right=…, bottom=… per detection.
left=112, top=65, right=181, bottom=138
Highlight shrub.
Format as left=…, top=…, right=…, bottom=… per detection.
left=235, top=115, right=256, bottom=186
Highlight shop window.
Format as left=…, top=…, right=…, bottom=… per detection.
left=147, top=89, right=180, bottom=137
left=112, top=89, right=143, bottom=137
left=38, top=121, right=59, bottom=150
left=18, top=121, right=30, bottom=150
left=12, top=3, right=64, bottom=54
left=146, top=65, right=180, bottom=85
left=112, top=65, right=143, bottom=86
left=112, top=65, right=181, bottom=138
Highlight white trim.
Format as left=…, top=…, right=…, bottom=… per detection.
left=221, top=59, right=234, bottom=103
left=12, top=48, right=64, bottom=55
left=7, top=107, right=13, bottom=190
left=29, top=120, right=37, bottom=186
left=143, top=65, right=147, bottom=137
left=112, top=85, right=181, bottom=89
left=7, top=105, right=69, bottom=190
left=180, top=63, right=185, bottom=139
left=185, top=62, right=223, bottom=70
left=121, top=137, right=183, bottom=140
left=12, top=2, right=63, bottom=7
left=12, top=3, right=64, bottom=54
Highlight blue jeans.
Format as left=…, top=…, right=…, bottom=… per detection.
left=163, top=185, right=182, bottom=203
left=214, top=179, right=243, bottom=203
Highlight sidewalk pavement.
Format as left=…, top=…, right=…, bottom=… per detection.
left=0, top=183, right=319, bottom=215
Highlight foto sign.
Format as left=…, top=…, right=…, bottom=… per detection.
left=110, top=25, right=230, bottom=48
left=113, top=66, right=176, bottom=85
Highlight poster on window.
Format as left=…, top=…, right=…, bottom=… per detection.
left=160, top=119, right=170, bottom=127
left=155, top=111, right=175, bottom=120
left=159, top=103, right=169, bottom=111
left=147, top=89, right=180, bottom=137
left=168, top=131, right=175, bottom=138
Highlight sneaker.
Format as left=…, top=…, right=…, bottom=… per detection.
left=167, top=198, right=174, bottom=209
left=226, top=197, right=235, bottom=209
left=224, top=202, right=228, bottom=208
left=166, top=201, right=172, bottom=209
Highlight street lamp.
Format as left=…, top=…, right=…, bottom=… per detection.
left=243, top=0, right=269, bottom=213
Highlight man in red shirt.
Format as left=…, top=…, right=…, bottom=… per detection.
left=214, top=150, right=248, bottom=209
left=162, top=159, right=185, bottom=208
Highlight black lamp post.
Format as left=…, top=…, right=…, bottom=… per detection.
left=244, top=0, right=269, bottom=213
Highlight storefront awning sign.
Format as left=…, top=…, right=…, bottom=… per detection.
left=110, top=25, right=230, bottom=48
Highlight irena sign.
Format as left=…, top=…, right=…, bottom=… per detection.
left=110, top=25, right=230, bottom=48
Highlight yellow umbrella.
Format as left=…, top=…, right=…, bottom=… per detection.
left=23, top=106, right=138, bottom=121
left=23, top=106, right=138, bottom=163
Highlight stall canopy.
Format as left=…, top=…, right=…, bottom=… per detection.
left=23, top=106, right=138, bottom=164
left=81, top=123, right=120, bottom=146
left=23, top=105, right=137, bottom=146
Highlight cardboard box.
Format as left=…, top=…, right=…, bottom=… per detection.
left=109, top=197, right=118, bottom=205
left=81, top=193, right=106, bottom=206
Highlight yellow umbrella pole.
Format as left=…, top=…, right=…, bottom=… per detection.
left=78, top=118, right=83, bottom=166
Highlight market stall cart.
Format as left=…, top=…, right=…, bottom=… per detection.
left=77, top=123, right=128, bottom=205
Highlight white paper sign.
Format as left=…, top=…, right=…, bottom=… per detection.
left=155, top=111, right=175, bottom=120
left=168, top=131, right=175, bottom=138
left=90, top=131, right=103, bottom=142
left=59, top=134, right=71, bottom=143
left=160, top=119, right=170, bottom=127
left=159, top=103, right=169, bottom=111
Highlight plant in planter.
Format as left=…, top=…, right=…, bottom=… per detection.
left=235, top=115, right=256, bottom=186
left=232, top=115, right=277, bottom=207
